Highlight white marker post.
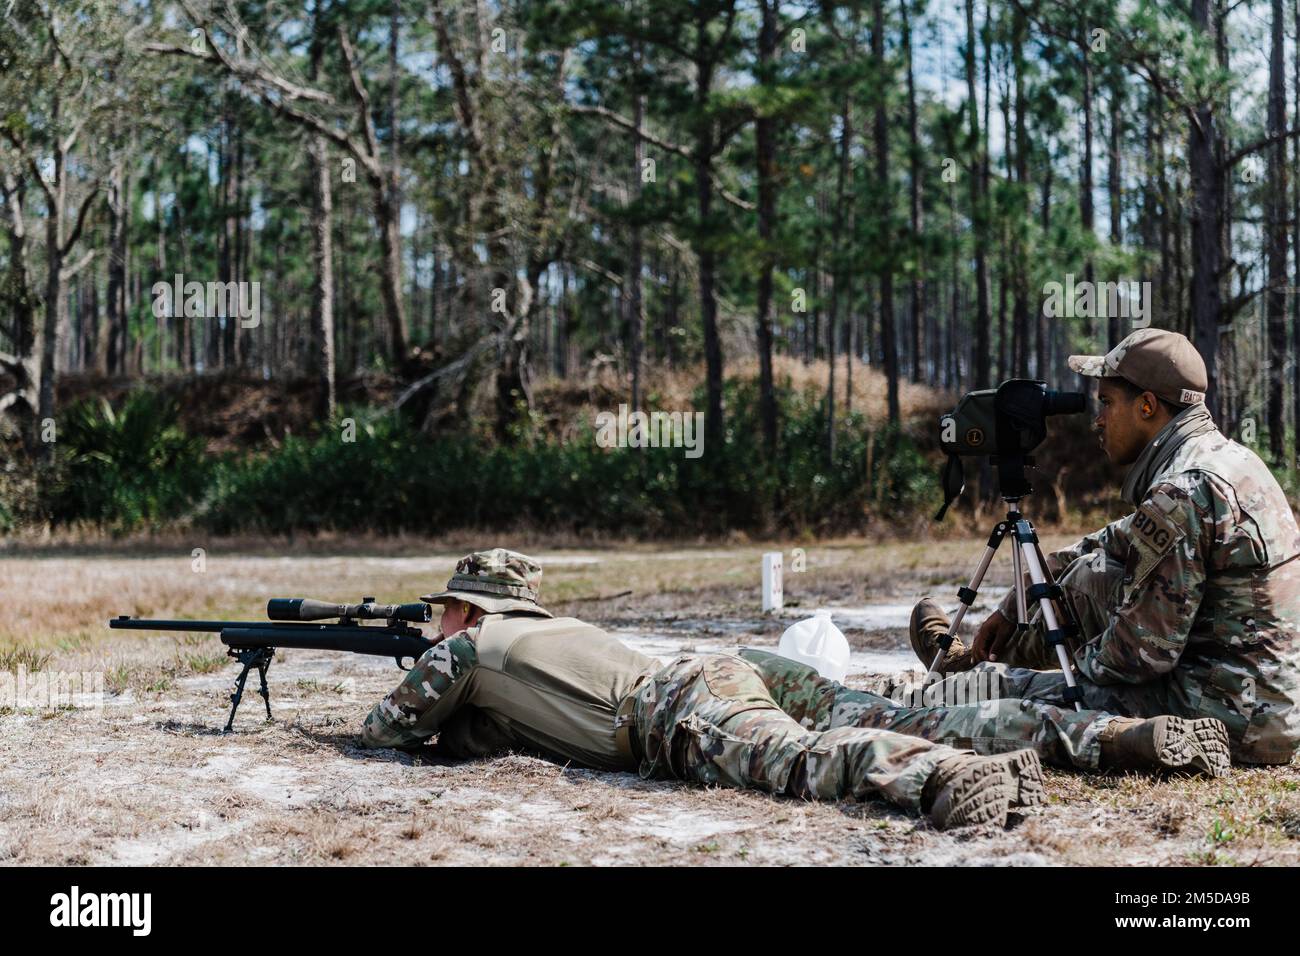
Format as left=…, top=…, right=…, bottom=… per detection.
left=762, top=551, right=784, bottom=612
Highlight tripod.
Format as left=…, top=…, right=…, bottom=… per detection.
left=925, top=498, right=1085, bottom=711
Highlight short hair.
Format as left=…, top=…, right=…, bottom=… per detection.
left=1109, top=376, right=1183, bottom=417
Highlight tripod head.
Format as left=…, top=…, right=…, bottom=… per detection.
left=934, top=379, right=1087, bottom=519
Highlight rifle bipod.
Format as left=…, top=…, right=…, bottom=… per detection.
left=925, top=500, right=1087, bottom=711
left=224, top=645, right=275, bottom=733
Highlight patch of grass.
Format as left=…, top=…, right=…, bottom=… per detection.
left=181, top=653, right=228, bottom=675
left=0, top=646, right=52, bottom=672
left=1257, top=805, right=1300, bottom=838
left=105, top=663, right=132, bottom=695
left=1209, top=818, right=1235, bottom=845
left=694, top=841, right=721, bottom=854
left=54, top=633, right=92, bottom=654
left=171, top=633, right=211, bottom=648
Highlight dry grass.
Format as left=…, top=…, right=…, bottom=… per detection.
left=1, top=538, right=1296, bottom=867
left=531, top=354, right=953, bottom=440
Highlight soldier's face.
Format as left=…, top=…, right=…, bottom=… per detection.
left=436, top=600, right=481, bottom=638
left=1094, top=379, right=1149, bottom=465
left=437, top=601, right=471, bottom=638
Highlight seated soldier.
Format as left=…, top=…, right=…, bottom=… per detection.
left=909, top=328, right=1300, bottom=768
left=361, top=549, right=1230, bottom=830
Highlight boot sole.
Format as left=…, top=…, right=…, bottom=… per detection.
left=1005, top=749, right=1047, bottom=809
left=929, top=757, right=1015, bottom=830
left=1155, top=716, right=1232, bottom=779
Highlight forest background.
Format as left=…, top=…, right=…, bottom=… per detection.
left=2, top=0, right=1298, bottom=540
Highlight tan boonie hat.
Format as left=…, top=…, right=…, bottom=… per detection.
left=1067, top=328, right=1208, bottom=407
left=421, top=548, right=553, bottom=617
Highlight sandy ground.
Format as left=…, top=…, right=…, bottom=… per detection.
left=1, top=538, right=1298, bottom=867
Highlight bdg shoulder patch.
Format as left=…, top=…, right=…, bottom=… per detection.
left=1128, top=488, right=1189, bottom=587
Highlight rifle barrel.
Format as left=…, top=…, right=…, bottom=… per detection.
left=109, top=617, right=251, bottom=633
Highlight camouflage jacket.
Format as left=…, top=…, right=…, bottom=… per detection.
left=1042, top=429, right=1300, bottom=763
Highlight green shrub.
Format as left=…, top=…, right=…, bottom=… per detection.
left=44, top=391, right=210, bottom=532
left=199, top=380, right=939, bottom=536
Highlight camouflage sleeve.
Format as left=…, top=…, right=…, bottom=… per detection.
left=359, top=632, right=478, bottom=749
left=1075, top=480, right=1209, bottom=685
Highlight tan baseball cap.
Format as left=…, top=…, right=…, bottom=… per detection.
left=1067, top=328, right=1207, bottom=406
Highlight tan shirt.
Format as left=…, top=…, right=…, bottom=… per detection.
left=362, top=611, right=657, bottom=771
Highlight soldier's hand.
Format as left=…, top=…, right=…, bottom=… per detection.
left=972, top=609, right=1017, bottom=663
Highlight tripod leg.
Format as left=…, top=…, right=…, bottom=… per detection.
left=1010, top=537, right=1030, bottom=628
left=1014, top=520, right=1084, bottom=712
left=925, top=521, right=1009, bottom=681
left=1032, top=539, right=1083, bottom=659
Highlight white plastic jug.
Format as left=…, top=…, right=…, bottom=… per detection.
left=776, top=613, right=850, bottom=682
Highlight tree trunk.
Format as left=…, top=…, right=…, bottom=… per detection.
left=627, top=30, right=645, bottom=412
left=965, top=0, right=991, bottom=388
left=1038, top=161, right=1052, bottom=377
left=309, top=8, right=336, bottom=421
left=1012, top=9, right=1030, bottom=377
left=0, top=174, right=40, bottom=445
left=903, top=0, right=923, bottom=384
left=1080, top=42, right=1096, bottom=354
left=1189, top=0, right=1226, bottom=419
left=1293, top=0, right=1300, bottom=466
left=828, top=111, right=851, bottom=461
left=874, top=0, right=899, bottom=425
left=755, top=0, right=779, bottom=454
left=694, top=30, right=725, bottom=458
left=1265, top=0, right=1288, bottom=460
left=1108, top=74, right=1124, bottom=349
left=106, top=158, right=128, bottom=376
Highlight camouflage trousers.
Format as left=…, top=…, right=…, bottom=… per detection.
left=631, top=653, right=976, bottom=811
left=914, top=549, right=1214, bottom=754
left=735, top=649, right=1115, bottom=770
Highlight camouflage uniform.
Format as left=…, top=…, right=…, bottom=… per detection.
left=629, top=652, right=961, bottom=809
left=933, top=332, right=1300, bottom=765
left=735, top=648, right=1116, bottom=769
left=967, top=426, right=1300, bottom=764
left=362, top=549, right=992, bottom=814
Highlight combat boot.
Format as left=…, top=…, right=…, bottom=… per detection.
left=1098, top=715, right=1231, bottom=778
left=909, top=597, right=974, bottom=674
left=922, top=749, right=1045, bottom=829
